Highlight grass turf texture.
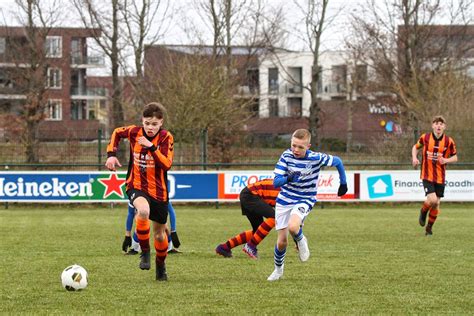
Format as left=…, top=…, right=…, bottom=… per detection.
left=0, top=203, right=473, bottom=314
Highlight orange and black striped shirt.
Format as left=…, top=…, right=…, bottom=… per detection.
left=247, top=178, right=281, bottom=206
left=107, top=125, right=174, bottom=201
left=415, top=132, right=457, bottom=184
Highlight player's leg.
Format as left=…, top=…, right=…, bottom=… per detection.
left=242, top=211, right=265, bottom=258
left=168, top=201, right=181, bottom=249
left=122, top=202, right=135, bottom=253
left=289, top=203, right=311, bottom=262
left=420, top=180, right=436, bottom=226
left=426, top=184, right=444, bottom=235
left=215, top=193, right=254, bottom=258
left=150, top=200, right=169, bottom=281
left=131, top=195, right=151, bottom=270
left=268, top=204, right=290, bottom=281
left=153, top=221, right=169, bottom=281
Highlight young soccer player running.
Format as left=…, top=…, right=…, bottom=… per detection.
left=106, top=102, right=174, bottom=281
left=267, top=129, right=348, bottom=281
left=412, top=115, right=457, bottom=236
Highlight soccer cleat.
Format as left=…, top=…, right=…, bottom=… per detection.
left=297, top=236, right=310, bottom=262
left=215, top=244, right=232, bottom=258
left=419, top=209, right=428, bottom=227
left=126, top=249, right=139, bottom=255
left=139, top=251, right=151, bottom=270
left=242, top=243, right=258, bottom=259
left=156, top=261, right=168, bottom=281
left=425, top=225, right=433, bottom=236
left=267, top=265, right=284, bottom=281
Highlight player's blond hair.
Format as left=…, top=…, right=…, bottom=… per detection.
left=292, top=129, right=311, bottom=143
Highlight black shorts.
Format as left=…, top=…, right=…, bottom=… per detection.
left=127, top=189, right=168, bottom=224
left=239, top=187, right=275, bottom=218
left=422, top=180, right=445, bottom=198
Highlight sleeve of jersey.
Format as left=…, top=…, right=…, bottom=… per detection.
left=273, top=154, right=289, bottom=188
left=415, top=134, right=424, bottom=149
left=150, top=133, right=174, bottom=171
left=325, top=154, right=347, bottom=185
left=106, top=126, right=132, bottom=157
left=449, top=139, right=457, bottom=156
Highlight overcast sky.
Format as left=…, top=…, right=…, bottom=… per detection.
left=0, top=0, right=366, bottom=51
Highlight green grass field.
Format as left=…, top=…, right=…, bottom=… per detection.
left=1, top=203, right=473, bottom=315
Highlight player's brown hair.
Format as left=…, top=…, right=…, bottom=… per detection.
left=143, top=102, right=166, bottom=119
left=432, top=115, right=446, bottom=124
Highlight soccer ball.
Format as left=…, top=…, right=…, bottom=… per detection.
left=61, top=264, right=88, bottom=291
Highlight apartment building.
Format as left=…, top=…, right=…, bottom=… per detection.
left=0, top=26, right=106, bottom=141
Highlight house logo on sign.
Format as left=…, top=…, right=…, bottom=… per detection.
left=367, top=175, right=393, bottom=199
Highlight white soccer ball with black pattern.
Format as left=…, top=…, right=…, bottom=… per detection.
left=61, top=264, right=88, bottom=291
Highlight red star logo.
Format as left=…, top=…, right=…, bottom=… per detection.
left=98, top=173, right=126, bottom=199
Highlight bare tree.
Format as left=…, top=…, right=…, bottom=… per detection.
left=2, top=0, right=62, bottom=162
left=348, top=0, right=473, bottom=129
left=72, top=0, right=125, bottom=133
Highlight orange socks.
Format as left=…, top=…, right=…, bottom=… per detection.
left=225, top=230, right=253, bottom=249
left=136, top=217, right=150, bottom=252
left=427, top=209, right=440, bottom=227
left=249, top=218, right=275, bottom=246
left=154, top=238, right=168, bottom=263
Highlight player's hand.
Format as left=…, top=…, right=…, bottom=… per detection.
left=412, top=158, right=420, bottom=168
left=287, top=171, right=301, bottom=183
left=337, top=183, right=348, bottom=196
left=438, top=157, right=447, bottom=165
left=138, top=136, right=153, bottom=148
left=170, top=231, right=181, bottom=249
left=105, top=156, right=122, bottom=171
left=122, top=236, right=132, bottom=252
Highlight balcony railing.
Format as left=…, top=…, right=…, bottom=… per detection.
left=70, top=87, right=107, bottom=96
left=285, top=84, right=303, bottom=94
left=71, top=55, right=105, bottom=65
left=323, top=83, right=347, bottom=94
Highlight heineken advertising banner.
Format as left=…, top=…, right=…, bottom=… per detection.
left=0, top=170, right=472, bottom=203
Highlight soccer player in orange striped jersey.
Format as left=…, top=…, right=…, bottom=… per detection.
left=105, top=102, right=174, bottom=281
left=412, top=115, right=457, bottom=236
left=216, top=178, right=288, bottom=259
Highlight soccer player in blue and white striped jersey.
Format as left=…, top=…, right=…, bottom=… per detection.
left=267, top=129, right=348, bottom=281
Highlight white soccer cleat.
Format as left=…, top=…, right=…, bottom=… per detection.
left=297, top=236, right=310, bottom=262
left=267, top=265, right=284, bottom=281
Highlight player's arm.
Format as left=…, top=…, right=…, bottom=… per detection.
left=328, top=155, right=347, bottom=196
left=411, top=144, right=421, bottom=167
left=273, top=154, right=299, bottom=187
left=150, top=133, right=174, bottom=171
left=105, top=126, right=132, bottom=171
left=439, top=154, right=457, bottom=165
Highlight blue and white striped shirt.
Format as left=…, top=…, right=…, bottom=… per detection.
left=274, top=149, right=335, bottom=209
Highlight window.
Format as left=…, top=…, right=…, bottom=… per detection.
left=71, top=100, right=87, bottom=120
left=269, top=99, right=278, bottom=117
left=247, top=69, right=259, bottom=93
left=45, top=36, right=62, bottom=58
left=45, top=100, right=62, bottom=120
left=288, top=98, right=302, bottom=117
left=331, top=65, right=347, bottom=93
left=268, top=68, right=279, bottom=94
left=287, top=67, right=302, bottom=93
left=47, top=68, right=62, bottom=89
